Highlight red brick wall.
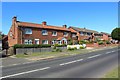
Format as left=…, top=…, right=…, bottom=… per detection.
left=17, top=27, right=71, bottom=45
left=102, top=34, right=109, bottom=41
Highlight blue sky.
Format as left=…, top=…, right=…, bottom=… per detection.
left=2, top=2, right=118, bottom=34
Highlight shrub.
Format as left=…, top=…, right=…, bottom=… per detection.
left=79, top=40, right=88, bottom=44
left=56, top=48, right=62, bottom=52
left=98, top=41, right=104, bottom=45
left=79, top=46, right=85, bottom=49
left=54, top=44, right=67, bottom=47
left=106, top=40, right=111, bottom=44
left=67, top=47, right=75, bottom=51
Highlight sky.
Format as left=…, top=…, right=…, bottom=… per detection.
left=2, top=2, right=118, bottom=35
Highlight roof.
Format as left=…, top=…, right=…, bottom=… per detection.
left=101, top=32, right=111, bottom=36
left=68, top=27, right=77, bottom=33
left=70, top=27, right=99, bottom=34
left=17, top=21, right=70, bottom=31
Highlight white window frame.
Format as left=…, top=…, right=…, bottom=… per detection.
left=24, top=39, right=32, bottom=44
left=42, top=40, right=48, bottom=44
left=24, top=28, right=32, bottom=34
left=80, top=32, right=84, bottom=36
left=72, top=34, right=76, bottom=37
left=35, top=39, right=39, bottom=44
left=42, top=30, right=48, bottom=35
left=63, top=32, right=68, bottom=37
left=10, top=32, right=12, bottom=37
left=52, top=31, right=57, bottom=36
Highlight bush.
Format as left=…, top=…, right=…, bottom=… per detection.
left=106, top=40, right=111, bottom=44
left=54, top=44, right=67, bottom=47
left=80, top=46, right=85, bottom=49
left=79, top=40, right=88, bottom=44
left=111, top=28, right=120, bottom=41
left=56, top=48, right=62, bottom=52
left=67, top=47, right=77, bottom=51
left=13, top=44, right=51, bottom=49
left=68, top=47, right=74, bottom=51
left=98, top=41, right=104, bottom=45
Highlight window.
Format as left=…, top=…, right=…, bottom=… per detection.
left=72, top=34, right=76, bottom=37
left=80, top=32, right=84, bottom=36
left=10, top=32, right=12, bottom=37
left=35, top=39, right=39, bottom=44
left=42, top=40, right=48, bottom=44
left=24, top=39, right=32, bottom=44
left=52, top=31, right=57, bottom=36
left=63, top=32, right=68, bottom=37
left=42, top=30, right=48, bottom=35
left=52, top=40, right=56, bottom=45
left=24, top=28, right=32, bottom=34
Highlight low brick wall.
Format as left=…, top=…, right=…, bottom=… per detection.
left=56, top=46, right=67, bottom=50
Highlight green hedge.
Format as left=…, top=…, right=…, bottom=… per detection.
left=106, top=40, right=111, bottom=44
left=98, top=41, right=104, bottom=45
left=54, top=44, right=67, bottom=47
left=13, top=44, right=51, bottom=49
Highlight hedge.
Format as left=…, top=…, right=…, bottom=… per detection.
left=13, top=44, right=51, bottom=49
left=54, top=44, right=67, bottom=47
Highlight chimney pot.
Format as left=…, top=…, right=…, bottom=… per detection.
left=42, top=21, right=47, bottom=25
left=63, top=25, right=67, bottom=28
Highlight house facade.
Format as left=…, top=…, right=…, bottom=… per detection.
left=69, top=27, right=111, bottom=41
left=7, top=16, right=111, bottom=47
left=8, top=17, right=77, bottom=47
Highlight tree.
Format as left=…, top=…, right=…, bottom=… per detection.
left=111, top=28, right=120, bottom=41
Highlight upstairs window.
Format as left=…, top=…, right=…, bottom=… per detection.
left=80, top=32, right=84, bottom=36
left=72, top=34, right=76, bottom=37
left=63, top=32, right=68, bottom=37
left=24, top=28, right=32, bottom=34
left=42, top=30, right=48, bottom=35
left=52, top=31, right=57, bottom=36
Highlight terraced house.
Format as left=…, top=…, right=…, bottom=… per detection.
left=8, top=16, right=77, bottom=47
left=69, top=27, right=111, bottom=41
left=7, top=16, right=111, bottom=47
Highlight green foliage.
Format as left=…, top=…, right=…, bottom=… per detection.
left=111, top=28, right=120, bottom=41
left=54, top=44, right=67, bottom=47
left=79, top=46, right=85, bottom=49
left=79, top=40, right=88, bottom=44
left=68, top=39, right=73, bottom=45
left=56, top=48, right=62, bottom=52
left=106, top=40, right=111, bottom=44
left=98, top=41, right=104, bottom=45
left=14, top=44, right=51, bottom=49
left=67, top=47, right=77, bottom=51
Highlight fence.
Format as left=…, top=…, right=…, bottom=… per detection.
left=15, top=47, right=67, bottom=54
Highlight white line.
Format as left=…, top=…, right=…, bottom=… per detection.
left=88, top=54, right=102, bottom=59
left=1, top=67, right=50, bottom=79
left=111, top=51, right=115, bottom=53
left=60, top=59, right=83, bottom=66
left=105, top=52, right=111, bottom=54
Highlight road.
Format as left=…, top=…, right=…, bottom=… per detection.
left=1, top=47, right=119, bottom=79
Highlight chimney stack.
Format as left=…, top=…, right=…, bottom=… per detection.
left=63, top=25, right=67, bottom=28
left=42, top=21, right=47, bottom=25
left=12, top=16, right=17, bottom=24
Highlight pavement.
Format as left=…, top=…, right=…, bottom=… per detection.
left=1, top=47, right=119, bottom=79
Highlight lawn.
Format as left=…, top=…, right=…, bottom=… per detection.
left=104, top=66, right=119, bottom=78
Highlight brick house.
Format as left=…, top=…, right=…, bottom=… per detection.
left=100, top=32, right=111, bottom=41
left=69, top=27, right=103, bottom=41
left=8, top=16, right=77, bottom=47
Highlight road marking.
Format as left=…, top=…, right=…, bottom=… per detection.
left=1, top=67, right=50, bottom=79
left=111, top=51, right=115, bottom=53
left=105, top=52, right=111, bottom=54
left=60, top=59, right=83, bottom=66
left=88, top=54, right=102, bottom=59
